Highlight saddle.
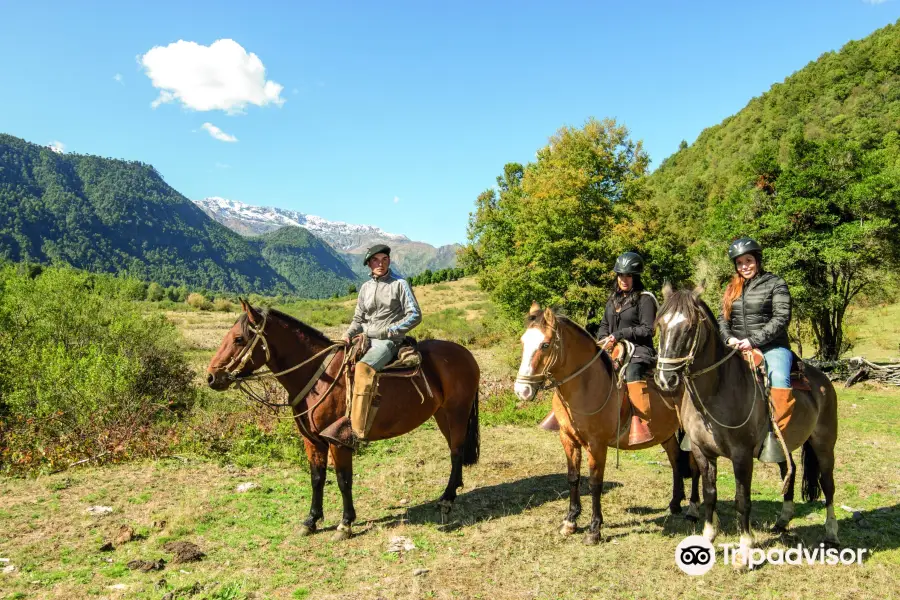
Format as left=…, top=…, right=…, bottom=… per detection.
left=744, top=349, right=812, bottom=392
left=345, top=334, right=431, bottom=402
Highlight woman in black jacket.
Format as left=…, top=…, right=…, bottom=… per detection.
left=595, top=252, right=657, bottom=445
left=718, top=237, right=795, bottom=441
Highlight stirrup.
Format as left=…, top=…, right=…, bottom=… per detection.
left=758, top=430, right=786, bottom=463
left=679, top=431, right=692, bottom=452
left=320, top=416, right=359, bottom=450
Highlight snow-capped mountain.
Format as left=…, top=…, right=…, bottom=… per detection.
left=194, top=197, right=409, bottom=251
left=193, top=197, right=460, bottom=277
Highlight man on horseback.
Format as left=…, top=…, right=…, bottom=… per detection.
left=718, top=237, right=794, bottom=461
left=320, top=244, right=423, bottom=450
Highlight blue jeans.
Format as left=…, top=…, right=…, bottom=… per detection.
left=763, top=346, right=793, bottom=388
left=360, top=339, right=397, bottom=371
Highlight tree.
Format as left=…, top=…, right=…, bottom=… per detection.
left=706, top=134, right=900, bottom=359
left=146, top=282, right=165, bottom=301
left=463, top=118, right=650, bottom=318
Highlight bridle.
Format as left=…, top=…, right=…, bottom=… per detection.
left=656, top=309, right=757, bottom=430
left=515, top=322, right=606, bottom=393
left=221, top=313, right=349, bottom=430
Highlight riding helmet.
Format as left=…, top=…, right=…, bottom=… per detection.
left=613, top=252, right=644, bottom=275
left=727, top=237, right=762, bottom=262
left=363, top=244, right=392, bottom=265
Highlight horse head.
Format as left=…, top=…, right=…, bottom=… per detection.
left=206, top=298, right=272, bottom=390
left=514, top=302, right=559, bottom=401
left=654, top=287, right=714, bottom=392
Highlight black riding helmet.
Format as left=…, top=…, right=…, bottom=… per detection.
left=727, top=237, right=762, bottom=262
left=613, top=252, right=644, bottom=275
left=363, top=244, right=391, bottom=266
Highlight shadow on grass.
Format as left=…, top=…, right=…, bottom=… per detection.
left=630, top=499, right=900, bottom=561
left=359, top=473, right=625, bottom=533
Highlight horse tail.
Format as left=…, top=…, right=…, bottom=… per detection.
left=801, top=440, right=821, bottom=502
left=462, top=390, right=480, bottom=466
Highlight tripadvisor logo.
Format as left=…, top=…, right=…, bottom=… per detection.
left=675, top=535, right=715, bottom=576
left=676, top=535, right=869, bottom=574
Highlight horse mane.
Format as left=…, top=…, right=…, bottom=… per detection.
left=527, top=309, right=614, bottom=373
left=238, top=308, right=333, bottom=346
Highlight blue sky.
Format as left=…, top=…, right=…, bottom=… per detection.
left=1, top=1, right=898, bottom=247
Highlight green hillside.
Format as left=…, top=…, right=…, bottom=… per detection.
left=0, top=134, right=355, bottom=297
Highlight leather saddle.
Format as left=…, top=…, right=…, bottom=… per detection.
left=348, top=335, right=422, bottom=376
left=744, top=349, right=812, bottom=392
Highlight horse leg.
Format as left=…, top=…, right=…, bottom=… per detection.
left=662, top=435, right=686, bottom=515
left=804, top=437, right=839, bottom=546
left=330, top=445, right=356, bottom=541
left=692, top=449, right=719, bottom=542
left=433, top=407, right=464, bottom=515
left=686, top=453, right=701, bottom=522
left=559, top=430, right=581, bottom=537
left=773, top=454, right=797, bottom=533
left=731, top=451, right=756, bottom=570
left=583, top=445, right=608, bottom=545
left=300, top=440, right=328, bottom=536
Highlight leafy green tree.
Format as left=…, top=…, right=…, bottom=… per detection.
left=464, top=118, right=650, bottom=318
left=706, top=134, right=900, bottom=359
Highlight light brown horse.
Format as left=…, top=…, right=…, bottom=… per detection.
left=514, top=303, right=699, bottom=545
left=207, top=300, right=481, bottom=540
left=655, top=289, right=840, bottom=569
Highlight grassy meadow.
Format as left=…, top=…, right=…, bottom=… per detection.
left=1, top=278, right=898, bottom=599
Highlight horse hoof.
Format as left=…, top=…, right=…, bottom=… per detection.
left=559, top=520, right=576, bottom=537
left=582, top=531, right=601, bottom=546
left=771, top=522, right=788, bottom=534
left=669, top=504, right=683, bottom=516
left=684, top=514, right=699, bottom=523
left=331, top=526, right=352, bottom=542
left=299, top=524, right=316, bottom=537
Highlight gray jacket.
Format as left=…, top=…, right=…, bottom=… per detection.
left=345, top=271, right=422, bottom=344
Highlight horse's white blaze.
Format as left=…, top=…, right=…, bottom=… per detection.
left=514, top=328, right=545, bottom=401
left=660, top=311, right=687, bottom=358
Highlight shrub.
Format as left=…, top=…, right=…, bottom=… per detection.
left=186, top=292, right=212, bottom=310
left=213, top=298, right=235, bottom=312
left=146, top=282, right=166, bottom=302
left=0, top=266, right=197, bottom=475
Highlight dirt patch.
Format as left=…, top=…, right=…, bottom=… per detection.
left=163, top=541, right=205, bottom=563
left=127, top=558, right=166, bottom=572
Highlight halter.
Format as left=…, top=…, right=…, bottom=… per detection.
left=656, top=309, right=756, bottom=430
left=515, top=322, right=606, bottom=392
left=222, top=313, right=349, bottom=440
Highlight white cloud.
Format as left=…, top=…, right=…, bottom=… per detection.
left=48, top=141, right=65, bottom=153
left=113, top=73, right=123, bottom=84
left=201, top=122, right=238, bottom=143
left=393, top=196, right=400, bottom=204
left=140, top=39, right=285, bottom=114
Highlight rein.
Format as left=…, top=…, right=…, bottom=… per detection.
left=515, top=321, right=616, bottom=417
left=657, top=311, right=757, bottom=430
left=225, top=313, right=350, bottom=438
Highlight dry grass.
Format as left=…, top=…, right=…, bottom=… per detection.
left=1, top=384, right=897, bottom=599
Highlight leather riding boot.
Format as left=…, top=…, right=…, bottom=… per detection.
left=539, top=411, right=560, bottom=432
left=626, top=380, right=653, bottom=445
left=350, top=361, right=379, bottom=440
left=770, top=387, right=796, bottom=432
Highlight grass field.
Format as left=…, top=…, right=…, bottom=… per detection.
left=1, top=279, right=898, bottom=599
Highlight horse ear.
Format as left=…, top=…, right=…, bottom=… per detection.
left=242, top=299, right=262, bottom=324
left=529, top=301, right=542, bottom=315
left=542, top=307, right=556, bottom=327
left=662, top=282, right=673, bottom=302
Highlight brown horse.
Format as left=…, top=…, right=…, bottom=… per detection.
left=207, top=299, right=481, bottom=540
left=654, top=289, right=839, bottom=569
left=514, top=303, right=699, bottom=545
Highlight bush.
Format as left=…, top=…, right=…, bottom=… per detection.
left=213, top=298, right=235, bottom=312
left=146, top=282, right=165, bottom=302
left=186, top=292, right=212, bottom=310
left=0, top=266, right=197, bottom=475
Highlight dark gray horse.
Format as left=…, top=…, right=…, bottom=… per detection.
left=654, top=288, right=839, bottom=569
